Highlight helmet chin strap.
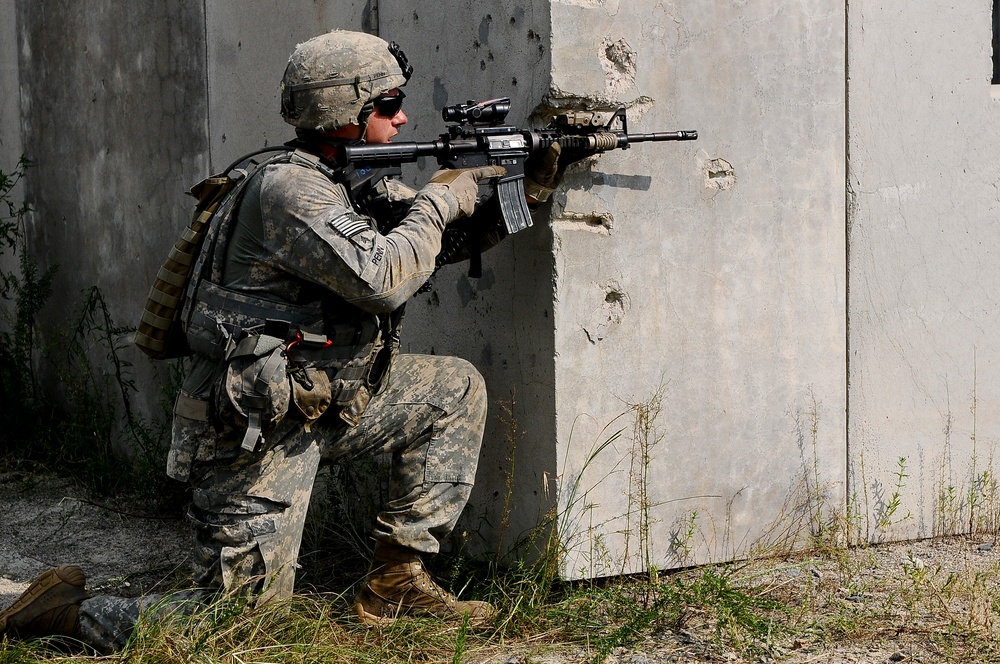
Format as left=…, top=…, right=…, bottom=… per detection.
left=355, top=101, right=376, bottom=145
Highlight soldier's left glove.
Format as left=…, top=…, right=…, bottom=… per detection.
left=524, top=142, right=562, bottom=205
left=427, top=165, right=507, bottom=217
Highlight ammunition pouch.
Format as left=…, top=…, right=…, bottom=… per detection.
left=216, top=335, right=290, bottom=452
left=283, top=320, right=384, bottom=427
left=212, top=314, right=391, bottom=449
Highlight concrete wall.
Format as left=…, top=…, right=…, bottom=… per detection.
left=13, top=0, right=1000, bottom=579
left=13, top=0, right=209, bottom=426
left=1, top=7, right=22, bottom=170
left=548, top=0, right=847, bottom=577
left=848, top=2, right=1000, bottom=542
left=1, top=4, right=24, bottom=281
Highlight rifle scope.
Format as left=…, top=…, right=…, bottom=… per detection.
left=442, top=98, right=511, bottom=125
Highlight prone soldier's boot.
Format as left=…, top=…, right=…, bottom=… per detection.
left=352, top=542, right=494, bottom=625
left=0, top=565, right=89, bottom=639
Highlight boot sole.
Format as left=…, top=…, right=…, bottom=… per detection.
left=351, top=600, right=492, bottom=627
left=353, top=601, right=396, bottom=626
left=0, top=566, right=87, bottom=632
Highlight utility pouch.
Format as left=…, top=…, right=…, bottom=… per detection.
left=289, top=367, right=333, bottom=425
left=216, top=336, right=290, bottom=452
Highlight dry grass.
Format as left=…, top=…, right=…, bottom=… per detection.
left=3, top=535, right=1000, bottom=663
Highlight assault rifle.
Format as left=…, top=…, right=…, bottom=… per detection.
left=335, top=98, right=697, bottom=238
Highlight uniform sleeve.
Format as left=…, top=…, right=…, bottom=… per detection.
left=260, top=164, right=462, bottom=313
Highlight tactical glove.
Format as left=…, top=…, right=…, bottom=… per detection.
left=524, top=142, right=562, bottom=204
left=427, top=165, right=507, bottom=217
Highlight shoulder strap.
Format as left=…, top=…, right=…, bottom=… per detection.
left=181, top=148, right=295, bottom=328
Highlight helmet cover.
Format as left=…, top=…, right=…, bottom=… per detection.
left=280, top=30, right=412, bottom=132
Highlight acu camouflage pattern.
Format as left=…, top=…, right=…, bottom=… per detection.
left=82, top=145, right=486, bottom=652
left=280, top=30, right=409, bottom=132
left=240, top=161, right=460, bottom=312
left=80, top=354, right=486, bottom=652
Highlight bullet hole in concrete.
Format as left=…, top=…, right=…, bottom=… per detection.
left=599, top=38, right=637, bottom=95
left=554, top=212, right=614, bottom=234
left=222, top=133, right=227, bottom=143
left=528, top=29, right=535, bottom=39
left=488, top=51, right=494, bottom=62
left=473, top=40, right=481, bottom=49
left=584, top=284, right=630, bottom=344
left=705, top=158, right=736, bottom=190
left=512, top=77, right=518, bottom=86
left=481, top=60, right=487, bottom=71
left=413, top=11, right=419, bottom=21
left=237, top=41, right=242, bottom=50
left=510, top=16, right=516, bottom=25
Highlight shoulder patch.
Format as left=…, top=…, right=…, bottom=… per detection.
left=327, top=211, right=373, bottom=238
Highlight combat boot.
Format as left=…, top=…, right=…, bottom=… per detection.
left=0, top=565, right=89, bottom=639
left=352, top=542, right=494, bottom=625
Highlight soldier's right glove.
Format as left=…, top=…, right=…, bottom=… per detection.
left=427, top=165, right=507, bottom=217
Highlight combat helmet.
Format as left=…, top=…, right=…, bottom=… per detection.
left=280, top=30, right=412, bottom=133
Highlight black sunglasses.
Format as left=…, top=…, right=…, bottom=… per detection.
left=373, top=91, right=406, bottom=117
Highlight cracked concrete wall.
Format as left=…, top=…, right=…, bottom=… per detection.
left=848, top=3, right=1000, bottom=542
left=548, top=1, right=847, bottom=577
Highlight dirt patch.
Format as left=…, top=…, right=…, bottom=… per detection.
left=0, top=470, right=190, bottom=606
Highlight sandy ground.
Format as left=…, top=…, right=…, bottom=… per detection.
left=0, top=470, right=190, bottom=607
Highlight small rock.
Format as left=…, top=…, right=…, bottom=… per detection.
left=845, top=594, right=863, bottom=603
left=889, top=652, right=906, bottom=662
left=978, top=542, right=994, bottom=552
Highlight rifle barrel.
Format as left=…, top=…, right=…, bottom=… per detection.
left=628, top=130, right=699, bottom=142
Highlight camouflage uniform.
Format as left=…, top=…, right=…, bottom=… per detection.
left=77, top=150, right=489, bottom=651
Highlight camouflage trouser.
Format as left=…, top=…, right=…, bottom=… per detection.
left=76, top=353, right=487, bottom=651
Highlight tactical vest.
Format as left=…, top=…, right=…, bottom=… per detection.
left=182, top=148, right=400, bottom=446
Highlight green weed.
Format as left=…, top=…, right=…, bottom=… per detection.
left=0, top=157, right=180, bottom=508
